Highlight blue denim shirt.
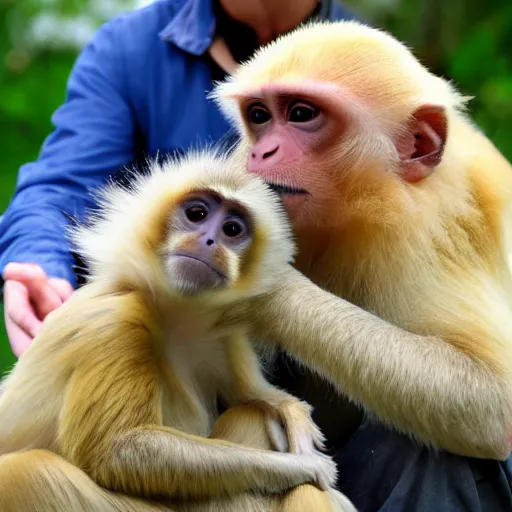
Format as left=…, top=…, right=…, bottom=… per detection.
left=0, top=0, right=354, bottom=287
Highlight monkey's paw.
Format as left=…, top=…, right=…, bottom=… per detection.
left=262, top=398, right=327, bottom=455
left=284, top=401, right=326, bottom=455
left=288, top=417, right=327, bottom=455
left=302, top=452, right=338, bottom=491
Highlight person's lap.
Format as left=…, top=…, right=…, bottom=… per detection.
left=335, top=416, right=512, bottom=512
left=269, top=352, right=512, bottom=511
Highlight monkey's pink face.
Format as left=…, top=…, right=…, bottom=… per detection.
left=238, top=83, right=346, bottom=224
left=236, top=82, right=447, bottom=228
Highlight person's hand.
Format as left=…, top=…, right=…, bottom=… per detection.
left=2, top=263, right=74, bottom=357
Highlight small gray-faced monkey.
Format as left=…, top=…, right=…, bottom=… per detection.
left=0, top=153, right=355, bottom=512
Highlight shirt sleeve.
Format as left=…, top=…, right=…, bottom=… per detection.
left=0, top=18, right=136, bottom=288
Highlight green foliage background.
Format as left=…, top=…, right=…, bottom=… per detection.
left=0, top=0, right=511, bottom=374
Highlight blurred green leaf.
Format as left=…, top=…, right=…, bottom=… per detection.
left=0, top=306, right=16, bottom=376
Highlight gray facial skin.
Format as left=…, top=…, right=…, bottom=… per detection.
left=166, top=191, right=253, bottom=296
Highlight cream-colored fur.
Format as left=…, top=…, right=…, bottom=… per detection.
left=214, top=20, right=512, bottom=459
left=0, top=153, right=353, bottom=512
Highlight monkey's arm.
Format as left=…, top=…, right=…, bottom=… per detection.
left=224, top=330, right=326, bottom=455
left=0, top=286, right=115, bottom=455
left=81, top=424, right=335, bottom=500
left=57, top=318, right=334, bottom=501
left=61, top=368, right=334, bottom=500
left=245, top=267, right=512, bottom=460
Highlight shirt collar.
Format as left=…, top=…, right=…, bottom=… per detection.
left=159, top=0, right=333, bottom=56
left=159, top=0, right=216, bottom=56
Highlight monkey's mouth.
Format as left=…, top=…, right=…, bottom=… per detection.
left=172, top=254, right=227, bottom=280
left=266, top=183, right=308, bottom=196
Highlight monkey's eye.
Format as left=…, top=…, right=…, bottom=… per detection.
left=247, top=103, right=271, bottom=125
left=222, top=219, right=244, bottom=238
left=287, top=101, right=319, bottom=123
left=184, top=203, right=208, bottom=223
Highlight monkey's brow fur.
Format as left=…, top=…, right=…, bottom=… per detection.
left=70, top=151, right=296, bottom=300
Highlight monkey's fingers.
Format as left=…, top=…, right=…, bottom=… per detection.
left=288, top=419, right=327, bottom=455
left=279, top=401, right=327, bottom=455
left=264, top=413, right=289, bottom=453
left=243, top=394, right=327, bottom=454
left=305, top=452, right=338, bottom=491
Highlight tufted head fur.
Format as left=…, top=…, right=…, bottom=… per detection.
left=71, top=152, right=295, bottom=304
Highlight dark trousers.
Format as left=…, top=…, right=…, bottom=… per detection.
left=336, top=416, right=512, bottom=512
left=270, top=353, right=512, bottom=512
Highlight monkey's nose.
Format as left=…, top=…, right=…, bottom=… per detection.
left=251, top=146, right=279, bottom=161
left=206, top=239, right=214, bottom=246
left=262, top=146, right=279, bottom=159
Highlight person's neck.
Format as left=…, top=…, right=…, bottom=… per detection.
left=210, top=0, right=320, bottom=75
left=213, top=0, right=258, bottom=65
left=249, top=0, right=320, bottom=46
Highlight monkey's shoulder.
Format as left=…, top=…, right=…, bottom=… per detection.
left=25, top=287, right=155, bottom=367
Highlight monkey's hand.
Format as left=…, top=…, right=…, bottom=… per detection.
left=225, top=330, right=327, bottom=455
left=286, top=401, right=327, bottom=455
left=299, top=451, right=338, bottom=491
left=244, top=387, right=327, bottom=456
left=267, top=398, right=326, bottom=455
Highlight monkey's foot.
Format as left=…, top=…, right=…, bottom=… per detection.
left=258, top=398, right=327, bottom=455
left=281, top=400, right=327, bottom=455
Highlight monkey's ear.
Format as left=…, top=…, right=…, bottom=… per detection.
left=397, top=105, right=447, bottom=183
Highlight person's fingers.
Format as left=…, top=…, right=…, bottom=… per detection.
left=2, top=262, right=45, bottom=281
left=48, top=278, right=74, bottom=302
left=3, top=280, right=44, bottom=336
left=3, top=263, right=62, bottom=319
left=4, top=314, right=34, bottom=358
left=3, top=280, right=44, bottom=356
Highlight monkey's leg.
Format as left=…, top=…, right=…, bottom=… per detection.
left=222, top=334, right=356, bottom=512
left=0, top=449, right=171, bottom=512
left=209, top=405, right=355, bottom=512
left=171, top=406, right=276, bottom=512
left=94, top=423, right=334, bottom=501
left=224, top=332, right=326, bottom=455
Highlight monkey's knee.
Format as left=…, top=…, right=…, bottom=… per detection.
left=211, top=408, right=349, bottom=511
left=0, top=449, right=168, bottom=512
left=280, top=484, right=354, bottom=512
left=0, top=450, right=59, bottom=511
left=173, top=494, right=274, bottom=512
left=212, top=404, right=275, bottom=450
left=281, top=484, right=330, bottom=511
left=0, top=449, right=51, bottom=487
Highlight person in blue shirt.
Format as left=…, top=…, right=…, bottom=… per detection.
left=1, top=0, right=350, bottom=356
left=1, top=1, right=511, bottom=511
